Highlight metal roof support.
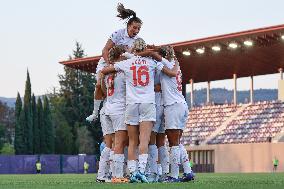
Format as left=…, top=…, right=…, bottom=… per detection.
left=190, top=79, right=194, bottom=108
left=233, top=74, right=237, bottom=105
left=207, top=81, right=211, bottom=104
left=250, top=76, right=254, bottom=104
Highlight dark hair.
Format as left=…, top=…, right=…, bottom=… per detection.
left=159, top=46, right=176, bottom=60
left=117, top=3, right=143, bottom=27
left=159, top=46, right=168, bottom=58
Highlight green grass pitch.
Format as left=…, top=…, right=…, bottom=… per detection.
left=0, top=173, right=283, bottom=189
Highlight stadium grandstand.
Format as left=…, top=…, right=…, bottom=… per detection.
left=60, top=24, right=284, bottom=174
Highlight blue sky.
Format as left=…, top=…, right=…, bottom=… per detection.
left=0, top=0, right=284, bottom=97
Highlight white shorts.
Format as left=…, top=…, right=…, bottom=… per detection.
left=125, top=103, right=156, bottom=125
left=164, top=103, right=189, bottom=130
left=105, top=114, right=127, bottom=132
left=152, top=105, right=165, bottom=133
left=100, top=113, right=114, bottom=136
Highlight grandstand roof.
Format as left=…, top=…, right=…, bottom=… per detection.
left=59, top=24, right=284, bottom=83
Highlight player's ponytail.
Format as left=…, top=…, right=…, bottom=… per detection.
left=117, top=3, right=142, bottom=27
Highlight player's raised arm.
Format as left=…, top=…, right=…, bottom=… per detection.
left=161, top=59, right=179, bottom=77
left=137, top=51, right=163, bottom=62
left=101, top=45, right=126, bottom=75
left=102, top=40, right=115, bottom=65
left=101, top=65, right=116, bottom=75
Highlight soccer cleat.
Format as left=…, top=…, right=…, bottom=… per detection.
left=163, top=176, right=180, bottom=183
left=96, top=177, right=112, bottom=183
left=158, top=173, right=169, bottom=182
left=135, top=171, right=149, bottom=183
left=129, top=173, right=139, bottom=183
left=181, top=171, right=195, bottom=182
left=96, top=178, right=105, bottom=183
left=111, top=177, right=129, bottom=183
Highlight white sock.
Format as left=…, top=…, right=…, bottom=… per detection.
left=128, top=160, right=137, bottom=173
left=138, top=154, right=148, bottom=174
left=148, top=145, right=158, bottom=174
left=170, top=146, right=180, bottom=179
left=109, top=151, right=115, bottom=177
left=179, top=144, right=192, bottom=173
left=158, top=146, right=169, bottom=174
left=114, top=154, right=124, bottom=178
left=97, top=147, right=111, bottom=179
left=93, top=99, right=102, bottom=113
left=157, top=164, right=162, bottom=176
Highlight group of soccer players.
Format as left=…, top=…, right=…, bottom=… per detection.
left=86, top=3, right=195, bottom=183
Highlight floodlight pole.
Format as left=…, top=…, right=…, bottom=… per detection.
left=207, top=81, right=211, bottom=104
left=250, top=76, right=254, bottom=103
left=233, top=74, right=237, bottom=105
left=190, top=79, right=194, bottom=108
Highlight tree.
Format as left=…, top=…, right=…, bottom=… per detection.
left=32, top=94, right=40, bottom=154
left=0, top=123, right=5, bottom=150
left=1, top=143, right=15, bottom=154
left=54, top=115, right=73, bottom=154
left=14, top=93, right=24, bottom=154
left=76, top=126, right=95, bottom=154
left=0, top=100, right=15, bottom=145
left=49, top=95, right=73, bottom=154
left=43, top=96, right=54, bottom=154
left=56, top=41, right=99, bottom=154
left=23, top=70, right=33, bottom=154
left=37, top=98, right=44, bottom=154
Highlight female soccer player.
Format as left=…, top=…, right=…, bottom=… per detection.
left=86, top=3, right=143, bottom=122
left=87, top=4, right=143, bottom=182
left=159, top=46, right=194, bottom=182
left=101, top=45, right=129, bottom=183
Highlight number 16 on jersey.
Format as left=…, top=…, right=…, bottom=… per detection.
left=130, top=65, right=150, bottom=87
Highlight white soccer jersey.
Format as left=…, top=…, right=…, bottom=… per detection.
left=114, top=56, right=164, bottom=105
left=109, top=28, right=139, bottom=50
left=160, top=59, right=186, bottom=106
left=154, top=69, right=163, bottom=106
left=95, top=28, right=138, bottom=75
left=104, top=71, right=126, bottom=115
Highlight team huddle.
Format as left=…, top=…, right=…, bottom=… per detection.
left=86, top=3, right=195, bottom=183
